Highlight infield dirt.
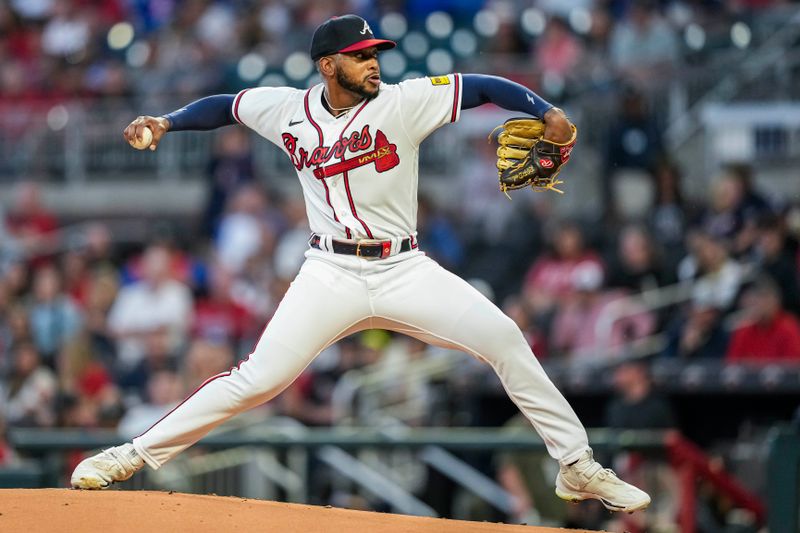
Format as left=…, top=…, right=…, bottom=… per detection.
left=0, top=489, right=603, bottom=532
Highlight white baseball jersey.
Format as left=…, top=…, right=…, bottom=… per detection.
left=231, top=74, right=462, bottom=240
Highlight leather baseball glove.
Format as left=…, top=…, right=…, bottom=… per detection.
left=490, top=117, right=577, bottom=197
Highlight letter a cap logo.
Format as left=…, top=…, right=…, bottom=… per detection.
left=310, top=14, right=396, bottom=61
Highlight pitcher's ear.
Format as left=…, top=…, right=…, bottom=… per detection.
left=318, top=57, right=336, bottom=77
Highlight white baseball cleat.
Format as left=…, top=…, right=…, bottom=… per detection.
left=71, top=443, right=145, bottom=490
left=555, top=450, right=651, bottom=513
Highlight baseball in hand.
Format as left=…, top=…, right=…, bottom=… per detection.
left=130, top=126, right=153, bottom=150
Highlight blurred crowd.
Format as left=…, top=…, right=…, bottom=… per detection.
left=1, top=153, right=797, bottom=430
left=0, top=0, right=797, bottom=106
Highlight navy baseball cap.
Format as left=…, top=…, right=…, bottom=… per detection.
left=310, top=15, right=396, bottom=61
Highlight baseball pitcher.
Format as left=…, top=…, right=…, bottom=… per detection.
left=72, top=14, right=650, bottom=514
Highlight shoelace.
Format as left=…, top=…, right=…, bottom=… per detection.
left=105, top=447, right=136, bottom=470
left=596, top=468, right=617, bottom=480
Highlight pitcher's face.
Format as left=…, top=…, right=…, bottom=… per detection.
left=331, top=47, right=381, bottom=99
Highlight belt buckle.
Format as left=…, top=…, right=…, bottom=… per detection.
left=355, top=239, right=391, bottom=259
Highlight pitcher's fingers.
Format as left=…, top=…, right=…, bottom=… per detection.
left=149, top=134, right=161, bottom=151
left=123, top=122, right=135, bottom=142
left=134, top=123, right=147, bottom=143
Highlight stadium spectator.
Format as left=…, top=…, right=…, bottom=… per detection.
left=192, top=265, right=251, bottom=349
left=606, top=361, right=676, bottom=430
left=5, top=181, right=58, bottom=264
left=679, top=230, right=745, bottom=312
left=4, top=304, right=30, bottom=355
left=603, top=86, right=665, bottom=216
left=606, top=224, right=669, bottom=293
left=533, top=16, right=584, bottom=97
left=662, top=300, right=729, bottom=359
left=27, top=264, right=82, bottom=365
left=609, top=0, right=679, bottom=87
left=1, top=340, right=57, bottom=427
left=203, top=127, right=258, bottom=237
left=215, top=185, right=274, bottom=275
left=116, top=327, right=179, bottom=401
left=80, top=222, right=120, bottom=272
left=107, top=243, right=193, bottom=373
left=648, top=160, right=690, bottom=265
left=182, top=340, right=233, bottom=394
left=416, top=194, right=464, bottom=271
left=118, top=368, right=184, bottom=439
left=522, top=221, right=603, bottom=319
left=605, top=86, right=665, bottom=174
left=503, top=295, right=548, bottom=359
left=148, top=2, right=226, bottom=97
left=726, top=276, right=800, bottom=362
left=3, top=260, right=30, bottom=301
left=121, top=228, right=197, bottom=288
left=549, top=261, right=656, bottom=363
left=578, top=5, right=615, bottom=88
left=57, top=374, right=125, bottom=430
left=272, top=195, right=311, bottom=282
left=751, top=215, right=800, bottom=316
left=226, top=252, right=277, bottom=338
left=40, top=1, right=91, bottom=59
left=0, top=205, right=22, bottom=275
left=282, top=336, right=364, bottom=426
left=59, top=322, right=117, bottom=407
left=701, top=165, right=774, bottom=256
left=727, top=163, right=774, bottom=221
left=61, top=250, right=92, bottom=309
left=75, top=269, right=119, bottom=367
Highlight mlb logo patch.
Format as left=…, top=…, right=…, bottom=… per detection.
left=429, top=76, right=450, bottom=86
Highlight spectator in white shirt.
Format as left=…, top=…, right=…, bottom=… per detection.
left=1, top=340, right=57, bottom=427
left=107, top=244, right=193, bottom=373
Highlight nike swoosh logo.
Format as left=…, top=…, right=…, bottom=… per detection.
left=289, top=119, right=304, bottom=127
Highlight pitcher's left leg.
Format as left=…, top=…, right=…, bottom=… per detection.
left=373, top=255, right=587, bottom=462
left=371, top=255, right=650, bottom=512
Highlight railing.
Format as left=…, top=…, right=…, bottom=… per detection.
left=664, top=6, right=800, bottom=150
left=767, top=425, right=800, bottom=533
left=3, top=426, right=776, bottom=532
left=667, top=432, right=766, bottom=533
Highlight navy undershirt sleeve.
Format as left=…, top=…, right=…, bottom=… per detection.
left=163, top=94, right=237, bottom=131
left=460, top=74, right=553, bottom=118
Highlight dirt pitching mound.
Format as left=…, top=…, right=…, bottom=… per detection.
left=0, top=489, right=602, bottom=532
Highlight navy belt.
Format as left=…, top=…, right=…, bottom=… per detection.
left=309, top=235, right=415, bottom=259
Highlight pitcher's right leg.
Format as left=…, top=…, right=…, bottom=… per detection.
left=72, top=254, right=371, bottom=488
left=133, top=256, right=372, bottom=468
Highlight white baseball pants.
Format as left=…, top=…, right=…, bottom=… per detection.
left=133, top=248, right=589, bottom=468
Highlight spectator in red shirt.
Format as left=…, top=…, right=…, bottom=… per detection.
left=550, top=261, right=655, bottom=364
left=726, top=276, right=800, bottom=363
left=523, top=221, right=603, bottom=319
left=192, top=266, right=251, bottom=349
left=5, top=181, right=58, bottom=264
